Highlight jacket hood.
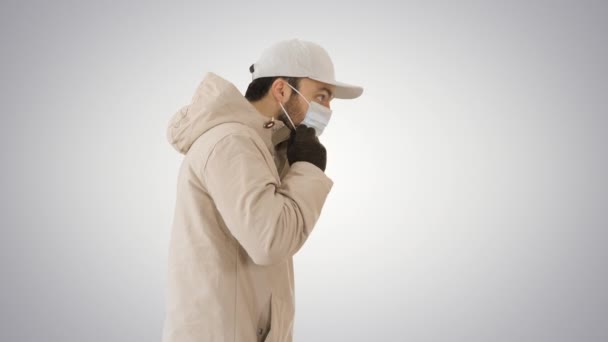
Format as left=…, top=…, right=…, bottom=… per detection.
left=167, top=72, right=289, bottom=154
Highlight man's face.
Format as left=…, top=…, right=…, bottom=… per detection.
left=280, top=78, right=336, bottom=126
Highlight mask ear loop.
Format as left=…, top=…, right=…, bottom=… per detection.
left=282, top=83, right=313, bottom=132
left=278, top=101, right=297, bottom=131
left=286, top=83, right=312, bottom=108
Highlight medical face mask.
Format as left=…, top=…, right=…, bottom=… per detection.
left=278, top=83, right=333, bottom=136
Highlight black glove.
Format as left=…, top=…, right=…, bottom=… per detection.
left=287, top=125, right=327, bottom=172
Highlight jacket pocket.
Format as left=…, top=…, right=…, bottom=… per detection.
left=263, top=294, right=294, bottom=342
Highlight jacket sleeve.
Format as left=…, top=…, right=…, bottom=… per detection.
left=202, top=133, right=333, bottom=266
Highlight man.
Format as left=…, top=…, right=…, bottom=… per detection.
left=162, top=39, right=363, bottom=342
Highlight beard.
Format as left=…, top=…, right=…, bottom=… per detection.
left=277, top=93, right=305, bottom=130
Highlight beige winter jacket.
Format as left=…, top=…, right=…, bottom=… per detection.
left=162, top=72, right=333, bottom=342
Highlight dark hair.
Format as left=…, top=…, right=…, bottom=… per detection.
left=245, top=64, right=300, bottom=101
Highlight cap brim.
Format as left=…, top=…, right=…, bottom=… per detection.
left=310, top=78, right=363, bottom=99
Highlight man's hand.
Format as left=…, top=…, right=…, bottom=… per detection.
left=287, top=125, right=327, bottom=172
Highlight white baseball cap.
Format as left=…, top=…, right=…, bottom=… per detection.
left=250, top=39, right=363, bottom=99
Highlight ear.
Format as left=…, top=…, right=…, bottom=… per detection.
left=270, top=78, right=291, bottom=103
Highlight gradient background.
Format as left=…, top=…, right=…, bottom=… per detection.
left=1, top=1, right=607, bottom=341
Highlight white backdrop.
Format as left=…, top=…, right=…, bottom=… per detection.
left=1, top=1, right=606, bottom=341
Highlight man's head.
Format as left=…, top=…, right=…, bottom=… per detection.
left=246, top=75, right=336, bottom=126
left=246, top=39, right=362, bottom=129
